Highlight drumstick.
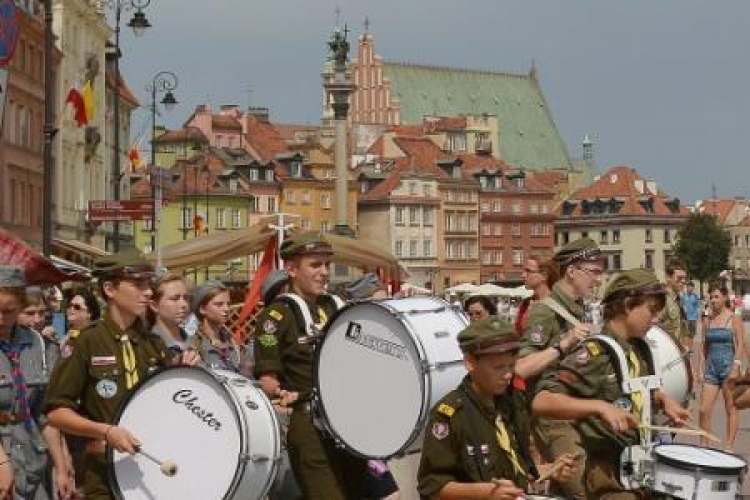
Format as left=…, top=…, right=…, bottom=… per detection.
left=534, top=451, right=584, bottom=484
left=136, top=447, right=178, bottom=477
left=683, top=423, right=721, bottom=444
left=638, top=424, right=719, bottom=442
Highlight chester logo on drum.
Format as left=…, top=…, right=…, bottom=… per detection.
left=344, top=321, right=408, bottom=361
left=172, top=389, right=223, bottom=431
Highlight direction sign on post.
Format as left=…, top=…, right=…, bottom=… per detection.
left=87, top=200, right=165, bottom=222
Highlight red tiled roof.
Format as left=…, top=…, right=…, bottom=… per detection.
left=699, top=199, right=738, bottom=225
left=533, top=170, right=567, bottom=189
left=424, top=116, right=467, bottom=132
left=274, top=123, right=320, bottom=140
left=367, top=136, right=385, bottom=156
left=212, top=115, right=242, bottom=130
left=564, top=165, right=687, bottom=217
left=154, top=126, right=209, bottom=144
left=244, top=116, right=290, bottom=163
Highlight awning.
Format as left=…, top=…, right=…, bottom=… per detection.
left=52, top=238, right=109, bottom=262
left=0, top=229, right=88, bottom=284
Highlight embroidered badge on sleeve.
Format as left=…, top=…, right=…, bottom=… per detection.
left=432, top=422, right=450, bottom=440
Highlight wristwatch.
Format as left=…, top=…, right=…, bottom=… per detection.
left=550, top=338, right=565, bottom=359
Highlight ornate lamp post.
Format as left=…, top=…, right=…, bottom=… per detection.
left=107, top=0, right=152, bottom=252
left=147, top=70, right=178, bottom=269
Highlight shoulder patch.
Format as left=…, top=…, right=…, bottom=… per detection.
left=263, top=319, right=278, bottom=334
left=437, top=403, right=455, bottom=418
left=529, top=324, right=547, bottom=345
left=431, top=422, right=450, bottom=440
left=576, top=349, right=590, bottom=366
left=258, top=333, right=277, bottom=348
left=585, top=340, right=602, bottom=357
left=269, top=310, right=283, bottom=321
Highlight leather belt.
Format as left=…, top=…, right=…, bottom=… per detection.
left=0, top=412, right=26, bottom=425
left=85, top=440, right=106, bottom=455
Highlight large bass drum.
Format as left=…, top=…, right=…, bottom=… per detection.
left=108, top=366, right=281, bottom=500
left=645, top=325, right=693, bottom=405
left=314, top=296, right=468, bottom=459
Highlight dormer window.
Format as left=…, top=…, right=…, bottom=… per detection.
left=249, top=169, right=259, bottom=181
left=452, top=166, right=461, bottom=179
left=229, top=178, right=238, bottom=192
left=265, top=169, right=274, bottom=182
left=446, top=132, right=467, bottom=152
left=292, top=161, right=303, bottom=178
left=514, top=177, right=525, bottom=189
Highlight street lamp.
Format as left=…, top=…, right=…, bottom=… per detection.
left=147, top=70, right=178, bottom=265
left=107, top=0, right=152, bottom=252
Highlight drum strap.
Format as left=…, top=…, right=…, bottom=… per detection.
left=277, top=293, right=341, bottom=340
left=540, top=297, right=582, bottom=328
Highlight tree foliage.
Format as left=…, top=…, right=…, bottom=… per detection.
left=673, top=213, right=731, bottom=283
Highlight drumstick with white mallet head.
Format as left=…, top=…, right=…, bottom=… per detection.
left=134, top=446, right=178, bottom=477
left=638, top=424, right=720, bottom=443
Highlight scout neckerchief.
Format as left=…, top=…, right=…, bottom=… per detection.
left=0, top=327, right=33, bottom=429
left=494, top=415, right=526, bottom=477
left=120, top=334, right=139, bottom=389
left=627, top=349, right=643, bottom=421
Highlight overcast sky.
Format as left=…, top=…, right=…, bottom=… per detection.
left=115, top=0, right=750, bottom=204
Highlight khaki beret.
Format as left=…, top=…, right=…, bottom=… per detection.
left=280, top=232, right=333, bottom=259
left=554, top=237, right=604, bottom=266
left=92, top=247, right=154, bottom=280
left=191, top=279, right=227, bottom=312
left=261, top=269, right=289, bottom=304
left=603, top=268, right=665, bottom=303
left=457, top=317, right=519, bottom=355
left=0, top=266, right=26, bottom=288
left=345, top=272, right=382, bottom=300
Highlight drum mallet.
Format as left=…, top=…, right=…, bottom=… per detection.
left=135, top=447, right=178, bottom=477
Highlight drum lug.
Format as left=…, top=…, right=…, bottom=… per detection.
left=245, top=400, right=259, bottom=410
left=240, top=453, right=269, bottom=463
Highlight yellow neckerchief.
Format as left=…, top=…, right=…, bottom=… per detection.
left=627, top=348, right=643, bottom=421
left=314, top=307, right=328, bottom=331
left=120, top=334, right=139, bottom=389
left=495, top=415, right=526, bottom=477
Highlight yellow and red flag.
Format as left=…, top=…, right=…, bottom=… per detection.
left=127, top=135, right=144, bottom=172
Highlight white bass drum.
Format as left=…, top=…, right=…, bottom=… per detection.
left=314, top=296, right=468, bottom=459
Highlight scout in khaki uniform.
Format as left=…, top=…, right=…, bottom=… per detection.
left=515, top=237, right=605, bottom=499
left=44, top=249, right=199, bottom=500
left=254, top=232, right=366, bottom=500
left=657, top=259, right=690, bottom=353
left=534, top=269, right=691, bottom=499
left=418, top=317, right=575, bottom=500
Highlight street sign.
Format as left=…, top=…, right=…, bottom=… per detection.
left=87, top=200, right=166, bottom=222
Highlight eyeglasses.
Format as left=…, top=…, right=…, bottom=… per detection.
left=67, top=303, right=87, bottom=312
left=577, top=266, right=604, bottom=278
left=523, top=267, right=541, bottom=274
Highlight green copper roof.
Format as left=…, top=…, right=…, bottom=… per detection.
left=382, top=63, right=572, bottom=171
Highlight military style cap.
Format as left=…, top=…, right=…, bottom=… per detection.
left=0, top=266, right=26, bottom=288
left=261, top=270, right=289, bottom=304
left=279, top=232, right=333, bottom=259
left=554, top=237, right=605, bottom=266
left=457, top=317, right=520, bottom=355
left=191, top=279, right=227, bottom=312
left=345, top=272, right=382, bottom=300
left=92, top=247, right=155, bottom=280
left=602, top=268, right=666, bottom=303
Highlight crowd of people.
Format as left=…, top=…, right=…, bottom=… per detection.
left=0, top=232, right=748, bottom=499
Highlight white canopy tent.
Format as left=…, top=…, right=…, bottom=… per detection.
left=444, top=283, right=480, bottom=294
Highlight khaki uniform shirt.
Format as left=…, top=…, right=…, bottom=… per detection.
left=519, top=283, right=586, bottom=392
left=536, top=332, right=652, bottom=452
left=658, top=289, right=687, bottom=345
left=417, top=377, right=534, bottom=498
left=44, top=314, right=170, bottom=424
left=253, top=294, right=337, bottom=400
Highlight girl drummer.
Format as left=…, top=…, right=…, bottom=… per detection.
left=697, top=282, right=747, bottom=450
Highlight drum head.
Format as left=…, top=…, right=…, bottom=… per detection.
left=315, top=301, right=427, bottom=458
left=109, top=366, right=246, bottom=499
left=654, top=444, right=747, bottom=475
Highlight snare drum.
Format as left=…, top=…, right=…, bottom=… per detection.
left=646, top=325, right=693, bottom=404
left=314, top=296, right=468, bottom=459
left=108, top=366, right=281, bottom=500
left=652, top=444, right=747, bottom=500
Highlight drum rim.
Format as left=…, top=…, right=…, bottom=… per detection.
left=647, top=325, right=694, bottom=399
left=106, top=365, right=255, bottom=500
left=654, top=444, right=748, bottom=475
left=312, top=296, right=449, bottom=459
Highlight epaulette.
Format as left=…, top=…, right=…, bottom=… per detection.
left=435, top=390, right=463, bottom=419
left=68, top=329, right=81, bottom=340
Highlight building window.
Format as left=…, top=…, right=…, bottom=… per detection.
left=409, top=207, right=419, bottom=226
left=395, top=240, right=403, bottom=257
left=423, top=208, right=433, bottom=226
left=513, top=249, right=524, bottom=266
left=423, top=239, right=432, bottom=257
left=481, top=202, right=490, bottom=213
left=562, top=232, right=570, bottom=244
left=181, top=207, right=192, bottom=228
left=512, top=223, right=521, bottom=236
left=494, top=250, right=503, bottom=265
left=143, top=219, right=153, bottom=231
left=409, top=182, right=418, bottom=195
left=736, top=235, right=741, bottom=246
left=423, top=184, right=431, bottom=196
left=446, top=132, right=467, bottom=152
left=613, top=230, right=621, bottom=244
left=143, top=243, right=153, bottom=254
left=600, top=230, right=608, bottom=244
left=746, top=235, right=750, bottom=246
left=265, top=169, right=274, bottom=182
left=267, top=197, right=276, bottom=213
left=514, top=177, right=525, bottom=189
left=321, top=221, right=331, bottom=233
left=301, top=190, right=311, bottom=205
left=645, top=250, right=654, bottom=269
left=541, top=203, right=549, bottom=214
left=493, top=223, right=502, bottom=236
left=249, top=169, right=259, bottom=181
left=231, top=209, right=241, bottom=228
left=482, top=251, right=492, bottom=265
left=664, top=229, right=671, bottom=243
left=409, top=240, right=418, bottom=257
left=492, top=201, right=502, bottom=212
left=395, top=206, right=405, bottom=226
left=612, top=253, right=622, bottom=271
left=645, top=229, right=653, bottom=243
left=285, top=190, right=295, bottom=204
left=216, top=208, right=226, bottom=229
left=320, top=193, right=331, bottom=209
left=482, top=223, right=491, bottom=236
left=301, top=218, right=310, bottom=230
left=529, top=204, right=538, bottom=214
left=581, top=231, right=588, bottom=239
left=512, top=202, right=521, bottom=214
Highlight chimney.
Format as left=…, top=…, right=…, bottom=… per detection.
left=220, top=104, right=240, bottom=116
left=246, top=107, right=270, bottom=123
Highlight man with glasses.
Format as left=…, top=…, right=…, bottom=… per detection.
left=515, top=237, right=606, bottom=499
left=658, top=259, right=690, bottom=353
left=45, top=248, right=199, bottom=499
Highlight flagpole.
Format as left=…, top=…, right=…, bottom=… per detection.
left=42, top=0, right=58, bottom=257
